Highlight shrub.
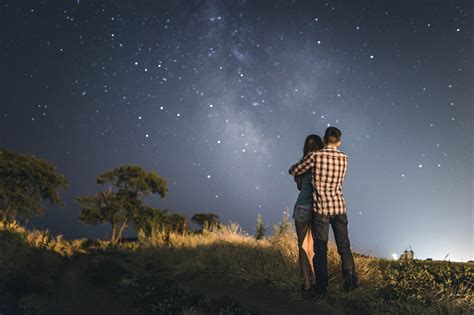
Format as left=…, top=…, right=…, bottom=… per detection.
left=255, top=214, right=267, bottom=240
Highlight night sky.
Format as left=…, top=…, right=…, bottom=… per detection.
left=0, top=1, right=472, bottom=261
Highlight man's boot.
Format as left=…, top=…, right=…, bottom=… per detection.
left=342, top=269, right=358, bottom=292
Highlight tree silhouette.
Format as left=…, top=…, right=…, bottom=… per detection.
left=255, top=214, right=267, bottom=240
left=134, top=207, right=187, bottom=237
left=77, top=165, right=167, bottom=244
left=168, top=212, right=187, bottom=234
left=191, top=212, right=220, bottom=232
left=0, top=148, right=68, bottom=222
left=273, top=209, right=292, bottom=236
left=134, top=207, right=167, bottom=237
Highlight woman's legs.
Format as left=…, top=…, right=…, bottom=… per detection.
left=295, top=220, right=315, bottom=289
left=303, top=227, right=316, bottom=286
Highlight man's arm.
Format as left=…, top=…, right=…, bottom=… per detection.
left=294, top=176, right=302, bottom=191
left=288, top=152, right=316, bottom=176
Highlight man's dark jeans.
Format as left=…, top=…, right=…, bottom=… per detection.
left=311, top=213, right=356, bottom=291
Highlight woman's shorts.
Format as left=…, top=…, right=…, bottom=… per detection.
left=292, top=204, right=313, bottom=223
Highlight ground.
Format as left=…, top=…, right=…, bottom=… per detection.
left=26, top=250, right=344, bottom=315
left=1, top=224, right=472, bottom=314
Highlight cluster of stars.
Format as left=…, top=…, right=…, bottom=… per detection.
left=0, top=1, right=471, bottom=261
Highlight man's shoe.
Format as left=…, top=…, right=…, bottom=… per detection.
left=342, top=269, right=359, bottom=292
left=313, top=285, right=327, bottom=298
left=344, top=282, right=358, bottom=292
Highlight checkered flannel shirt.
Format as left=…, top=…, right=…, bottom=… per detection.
left=289, top=147, right=348, bottom=215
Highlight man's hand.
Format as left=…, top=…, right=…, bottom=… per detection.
left=289, top=151, right=316, bottom=176
left=294, top=176, right=302, bottom=191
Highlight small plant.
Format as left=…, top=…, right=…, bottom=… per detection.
left=380, top=260, right=473, bottom=310
left=273, top=209, right=292, bottom=237
left=255, top=214, right=267, bottom=240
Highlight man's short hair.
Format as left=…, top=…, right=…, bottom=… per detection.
left=324, top=127, right=342, bottom=144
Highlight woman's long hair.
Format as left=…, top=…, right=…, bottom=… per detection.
left=303, top=134, right=323, bottom=157
left=295, top=134, right=323, bottom=189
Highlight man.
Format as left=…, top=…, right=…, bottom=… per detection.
left=289, top=127, right=358, bottom=296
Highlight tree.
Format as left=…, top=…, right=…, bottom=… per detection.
left=134, top=207, right=187, bottom=236
left=0, top=148, right=68, bottom=222
left=255, top=214, right=267, bottom=240
left=168, top=212, right=187, bottom=234
left=191, top=212, right=220, bottom=232
left=133, top=206, right=168, bottom=237
left=191, top=213, right=207, bottom=229
left=273, top=208, right=292, bottom=236
left=77, top=165, right=167, bottom=244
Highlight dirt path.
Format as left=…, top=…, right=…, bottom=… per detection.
left=36, top=252, right=141, bottom=315
left=177, top=275, right=344, bottom=315
left=28, top=251, right=344, bottom=314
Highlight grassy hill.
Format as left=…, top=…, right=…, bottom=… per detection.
left=0, top=220, right=472, bottom=314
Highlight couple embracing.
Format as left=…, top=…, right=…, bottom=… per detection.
left=289, top=127, right=358, bottom=299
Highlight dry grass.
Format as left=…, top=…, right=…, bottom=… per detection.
left=0, top=220, right=88, bottom=257
left=135, top=223, right=301, bottom=289
left=135, top=222, right=380, bottom=289
left=1, top=220, right=472, bottom=314
left=133, top=222, right=473, bottom=313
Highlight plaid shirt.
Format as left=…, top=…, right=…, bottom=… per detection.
left=289, top=147, right=348, bottom=215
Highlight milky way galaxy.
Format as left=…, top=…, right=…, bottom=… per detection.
left=0, top=1, right=472, bottom=261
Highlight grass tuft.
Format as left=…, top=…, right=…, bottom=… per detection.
left=1, top=220, right=472, bottom=314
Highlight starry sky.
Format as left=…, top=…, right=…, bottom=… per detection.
left=0, top=1, right=472, bottom=261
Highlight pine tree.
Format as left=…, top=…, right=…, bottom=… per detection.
left=275, top=208, right=291, bottom=236
left=255, top=214, right=267, bottom=240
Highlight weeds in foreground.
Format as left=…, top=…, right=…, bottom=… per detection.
left=135, top=222, right=473, bottom=313
left=380, top=260, right=473, bottom=311
left=0, top=220, right=87, bottom=256
left=1, top=220, right=473, bottom=314
left=117, top=265, right=254, bottom=315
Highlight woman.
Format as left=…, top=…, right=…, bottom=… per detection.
left=292, top=134, right=323, bottom=299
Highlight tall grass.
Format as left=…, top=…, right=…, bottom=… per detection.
left=1, top=220, right=472, bottom=314
left=135, top=222, right=473, bottom=313
left=0, top=220, right=88, bottom=256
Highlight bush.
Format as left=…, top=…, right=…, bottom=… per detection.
left=0, top=225, right=66, bottom=314
left=380, top=260, right=473, bottom=311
